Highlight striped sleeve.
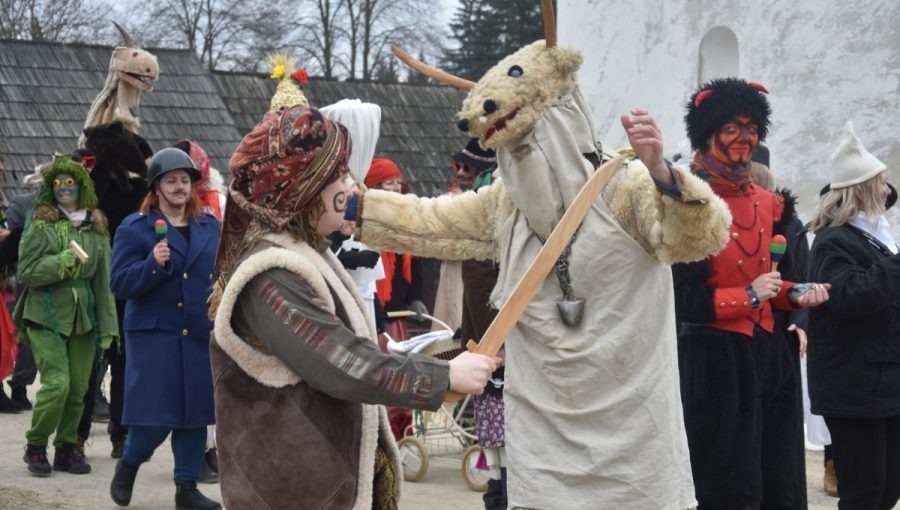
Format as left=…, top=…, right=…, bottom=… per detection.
left=232, top=268, right=450, bottom=410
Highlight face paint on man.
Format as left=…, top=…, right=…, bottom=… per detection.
left=52, top=173, right=79, bottom=207
left=332, top=190, right=347, bottom=213
left=317, top=178, right=352, bottom=236
left=710, top=114, right=759, bottom=165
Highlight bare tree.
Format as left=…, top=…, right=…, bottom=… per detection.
left=296, top=0, right=442, bottom=81
left=293, top=0, right=345, bottom=79
left=130, top=0, right=292, bottom=71
left=0, top=0, right=109, bottom=42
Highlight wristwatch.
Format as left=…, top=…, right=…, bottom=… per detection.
left=746, top=285, right=761, bottom=308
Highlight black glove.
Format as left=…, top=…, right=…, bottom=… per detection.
left=338, top=248, right=380, bottom=269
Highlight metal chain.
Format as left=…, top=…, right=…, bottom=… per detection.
left=535, top=226, right=579, bottom=301
left=554, top=230, right=578, bottom=301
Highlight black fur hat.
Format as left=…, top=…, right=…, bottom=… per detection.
left=685, top=77, right=771, bottom=151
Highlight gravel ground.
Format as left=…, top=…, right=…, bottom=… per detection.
left=0, top=380, right=482, bottom=509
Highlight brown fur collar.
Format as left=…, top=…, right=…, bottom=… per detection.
left=32, top=205, right=109, bottom=234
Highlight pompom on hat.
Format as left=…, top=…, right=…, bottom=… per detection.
left=365, top=158, right=402, bottom=188
left=215, top=105, right=351, bottom=282
left=829, top=121, right=886, bottom=190
left=685, top=77, right=771, bottom=151
left=268, top=53, right=309, bottom=111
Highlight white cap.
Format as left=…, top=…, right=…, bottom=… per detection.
left=319, top=99, right=382, bottom=182
left=830, top=121, right=886, bottom=189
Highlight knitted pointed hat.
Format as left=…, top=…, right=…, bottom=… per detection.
left=830, top=121, right=886, bottom=189
left=268, top=53, right=309, bottom=111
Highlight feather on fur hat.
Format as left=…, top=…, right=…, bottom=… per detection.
left=685, top=77, right=771, bottom=151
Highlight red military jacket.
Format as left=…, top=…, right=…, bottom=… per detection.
left=707, top=184, right=798, bottom=336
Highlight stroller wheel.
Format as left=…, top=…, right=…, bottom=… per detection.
left=461, top=445, right=489, bottom=492
left=397, top=437, right=428, bottom=482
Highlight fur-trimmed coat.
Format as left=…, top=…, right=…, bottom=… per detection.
left=360, top=124, right=730, bottom=507
left=13, top=206, right=117, bottom=344
left=211, top=233, right=409, bottom=510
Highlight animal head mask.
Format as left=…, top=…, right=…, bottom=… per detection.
left=392, top=0, right=580, bottom=150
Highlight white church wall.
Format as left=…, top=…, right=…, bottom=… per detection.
left=560, top=0, right=900, bottom=230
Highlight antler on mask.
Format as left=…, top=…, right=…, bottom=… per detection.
left=389, top=45, right=475, bottom=90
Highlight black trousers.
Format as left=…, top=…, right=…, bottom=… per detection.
left=824, top=414, right=900, bottom=510
left=679, top=325, right=806, bottom=510
left=9, top=341, right=37, bottom=389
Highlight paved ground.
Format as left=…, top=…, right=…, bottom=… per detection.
left=0, top=381, right=852, bottom=509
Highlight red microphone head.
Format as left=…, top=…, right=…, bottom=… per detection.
left=770, top=234, right=787, bottom=264
left=154, top=219, right=168, bottom=238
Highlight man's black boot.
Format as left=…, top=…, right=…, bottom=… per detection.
left=110, top=459, right=140, bottom=506
left=175, top=480, right=222, bottom=510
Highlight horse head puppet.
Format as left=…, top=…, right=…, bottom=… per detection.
left=80, top=22, right=159, bottom=144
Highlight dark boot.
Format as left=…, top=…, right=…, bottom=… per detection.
left=111, top=438, right=125, bottom=458
left=110, top=459, right=140, bottom=507
left=175, top=480, right=222, bottom=510
left=198, top=449, right=219, bottom=484
left=93, top=394, right=110, bottom=422
left=23, top=444, right=52, bottom=477
left=0, top=387, right=24, bottom=413
left=53, top=443, right=91, bottom=474
left=205, top=447, right=218, bottom=473
left=482, top=479, right=505, bottom=510
left=8, top=383, right=32, bottom=410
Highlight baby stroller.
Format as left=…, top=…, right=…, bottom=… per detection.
left=385, top=311, right=489, bottom=492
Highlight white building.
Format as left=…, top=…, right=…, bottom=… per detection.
left=560, top=0, right=900, bottom=227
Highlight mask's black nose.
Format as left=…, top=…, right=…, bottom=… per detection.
left=457, top=118, right=470, bottom=133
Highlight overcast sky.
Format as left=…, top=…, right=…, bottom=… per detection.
left=439, top=0, right=460, bottom=24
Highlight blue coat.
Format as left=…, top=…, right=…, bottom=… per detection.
left=111, top=210, right=220, bottom=428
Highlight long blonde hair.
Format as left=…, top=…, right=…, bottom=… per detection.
left=810, top=171, right=887, bottom=232
left=749, top=162, right=775, bottom=192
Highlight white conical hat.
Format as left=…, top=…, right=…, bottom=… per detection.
left=830, top=121, right=886, bottom=189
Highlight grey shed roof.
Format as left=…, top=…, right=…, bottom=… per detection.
left=212, top=72, right=469, bottom=197
left=0, top=39, right=471, bottom=202
left=0, top=39, right=241, bottom=200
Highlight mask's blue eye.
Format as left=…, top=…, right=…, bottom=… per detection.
left=507, top=65, right=523, bottom=78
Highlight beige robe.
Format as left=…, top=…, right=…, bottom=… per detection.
left=430, top=260, right=463, bottom=332
left=360, top=88, right=730, bottom=509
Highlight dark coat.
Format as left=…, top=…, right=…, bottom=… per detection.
left=110, top=210, right=220, bottom=428
left=808, top=224, right=900, bottom=418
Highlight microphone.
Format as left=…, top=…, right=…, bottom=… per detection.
left=770, top=234, right=786, bottom=272
left=154, top=219, right=168, bottom=240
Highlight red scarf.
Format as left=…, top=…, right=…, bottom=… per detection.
left=692, top=151, right=752, bottom=196
left=376, top=252, right=413, bottom=306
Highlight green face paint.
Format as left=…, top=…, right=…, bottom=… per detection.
left=52, top=173, right=79, bottom=207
